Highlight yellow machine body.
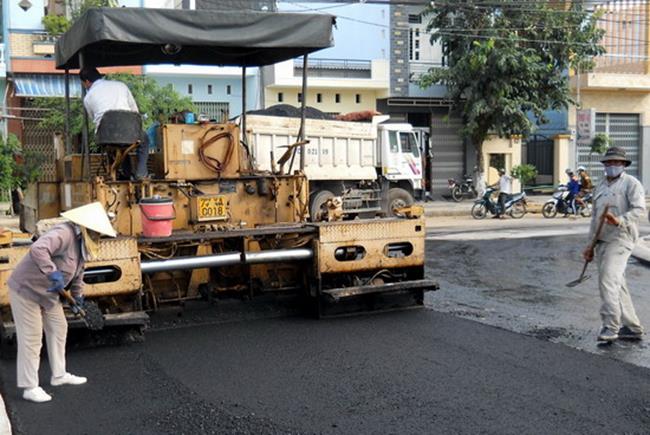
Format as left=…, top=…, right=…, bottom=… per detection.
left=1, top=121, right=434, bottom=327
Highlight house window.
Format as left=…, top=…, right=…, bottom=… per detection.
left=317, top=93, right=322, bottom=103
left=226, top=85, right=232, bottom=95
left=278, top=92, right=284, bottom=102
left=298, top=93, right=302, bottom=103
left=355, top=94, right=361, bottom=104
left=188, top=84, right=193, bottom=94
left=335, top=93, right=341, bottom=103
left=408, top=14, right=422, bottom=24
left=207, top=85, right=212, bottom=95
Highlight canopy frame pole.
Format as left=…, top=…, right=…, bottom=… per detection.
left=79, top=52, right=90, bottom=180
left=64, top=69, right=71, bottom=155
left=298, top=54, right=308, bottom=170
left=241, top=66, right=247, bottom=144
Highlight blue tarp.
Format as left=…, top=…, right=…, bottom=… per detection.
left=13, top=74, right=81, bottom=98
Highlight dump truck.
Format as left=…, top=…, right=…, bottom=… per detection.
left=245, top=114, right=423, bottom=220
left=0, top=7, right=437, bottom=342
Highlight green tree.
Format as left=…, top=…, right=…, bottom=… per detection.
left=43, top=0, right=118, bottom=37
left=35, top=73, right=195, bottom=148
left=420, top=1, right=605, bottom=171
left=511, top=164, right=538, bottom=192
left=590, top=133, right=611, bottom=155
left=0, top=134, right=44, bottom=192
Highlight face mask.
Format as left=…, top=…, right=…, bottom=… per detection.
left=604, top=165, right=624, bottom=178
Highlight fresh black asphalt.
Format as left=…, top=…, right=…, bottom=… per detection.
left=2, top=308, right=650, bottom=434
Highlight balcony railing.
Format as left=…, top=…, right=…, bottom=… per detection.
left=32, top=32, right=58, bottom=56
left=293, top=58, right=372, bottom=79
left=409, top=61, right=444, bottom=76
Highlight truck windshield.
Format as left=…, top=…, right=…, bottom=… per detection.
left=400, top=132, right=420, bottom=157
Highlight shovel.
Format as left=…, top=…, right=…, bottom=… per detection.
left=59, top=290, right=105, bottom=331
left=566, top=205, right=610, bottom=288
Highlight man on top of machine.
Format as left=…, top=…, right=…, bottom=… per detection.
left=79, top=67, right=149, bottom=180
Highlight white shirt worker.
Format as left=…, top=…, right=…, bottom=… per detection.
left=83, top=78, right=139, bottom=132
left=498, top=174, right=512, bottom=194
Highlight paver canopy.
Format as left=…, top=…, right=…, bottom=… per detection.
left=55, top=7, right=335, bottom=69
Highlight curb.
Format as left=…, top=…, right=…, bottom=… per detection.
left=424, top=202, right=545, bottom=218
left=0, top=394, right=11, bottom=435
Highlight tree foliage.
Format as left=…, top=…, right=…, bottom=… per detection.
left=420, top=1, right=605, bottom=162
left=42, top=0, right=118, bottom=36
left=0, top=134, right=44, bottom=192
left=590, top=133, right=611, bottom=154
left=35, top=74, right=195, bottom=147
left=511, top=163, right=538, bottom=190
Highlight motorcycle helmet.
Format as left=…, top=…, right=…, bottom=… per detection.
left=565, top=168, right=574, bottom=176
left=577, top=165, right=586, bottom=173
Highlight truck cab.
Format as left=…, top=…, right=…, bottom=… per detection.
left=378, top=123, right=422, bottom=191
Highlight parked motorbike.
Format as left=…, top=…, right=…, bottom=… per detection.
left=542, top=185, right=592, bottom=218
left=471, top=187, right=527, bottom=219
left=448, top=175, right=477, bottom=202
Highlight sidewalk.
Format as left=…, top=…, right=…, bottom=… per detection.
left=420, top=194, right=551, bottom=217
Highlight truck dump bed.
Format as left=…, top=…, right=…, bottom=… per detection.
left=245, top=114, right=381, bottom=181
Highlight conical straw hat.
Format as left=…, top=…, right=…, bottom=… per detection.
left=61, top=202, right=117, bottom=237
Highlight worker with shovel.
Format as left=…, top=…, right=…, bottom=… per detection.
left=581, top=147, right=645, bottom=343
left=7, top=202, right=116, bottom=403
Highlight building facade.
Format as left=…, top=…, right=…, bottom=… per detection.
left=566, top=0, right=650, bottom=191
left=264, top=1, right=390, bottom=114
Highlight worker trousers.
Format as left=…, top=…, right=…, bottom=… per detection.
left=596, top=241, right=643, bottom=333
left=9, top=290, right=67, bottom=389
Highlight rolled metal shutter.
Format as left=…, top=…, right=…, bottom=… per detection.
left=430, top=116, right=465, bottom=194
left=577, top=113, right=640, bottom=183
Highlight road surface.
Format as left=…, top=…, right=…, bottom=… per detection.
left=1, top=214, right=650, bottom=434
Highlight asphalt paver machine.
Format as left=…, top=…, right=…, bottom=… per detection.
left=0, top=7, right=437, bottom=339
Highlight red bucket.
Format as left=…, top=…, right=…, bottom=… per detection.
left=139, top=197, right=175, bottom=238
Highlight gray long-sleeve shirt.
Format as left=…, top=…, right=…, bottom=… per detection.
left=588, top=172, right=646, bottom=250
left=7, top=223, right=85, bottom=309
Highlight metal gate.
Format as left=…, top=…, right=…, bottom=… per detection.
left=22, top=106, right=58, bottom=182
left=577, top=113, right=640, bottom=184
left=194, top=101, right=230, bottom=123
left=525, top=134, right=554, bottom=185
left=430, top=116, right=464, bottom=195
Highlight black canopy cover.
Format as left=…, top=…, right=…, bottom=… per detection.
left=55, top=8, right=335, bottom=70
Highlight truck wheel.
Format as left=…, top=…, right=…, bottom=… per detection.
left=310, top=190, right=334, bottom=222
left=387, top=188, right=414, bottom=217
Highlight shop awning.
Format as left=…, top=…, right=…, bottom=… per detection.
left=12, top=74, right=81, bottom=98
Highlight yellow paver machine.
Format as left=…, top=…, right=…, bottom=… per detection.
left=0, top=7, right=437, bottom=339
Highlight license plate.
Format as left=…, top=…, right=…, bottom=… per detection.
left=197, top=195, right=228, bottom=221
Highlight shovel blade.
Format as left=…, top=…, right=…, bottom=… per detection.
left=81, top=302, right=105, bottom=331
left=566, top=274, right=591, bottom=288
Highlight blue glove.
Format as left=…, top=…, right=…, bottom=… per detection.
left=46, top=271, right=65, bottom=293
left=74, top=295, right=85, bottom=307
left=69, top=295, right=85, bottom=315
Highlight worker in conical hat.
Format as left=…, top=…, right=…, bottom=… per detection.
left=7, top=202, right=115, bottom=403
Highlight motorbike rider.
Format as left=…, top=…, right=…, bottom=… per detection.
left=493, top=168, right=512, bottom=219
left=576, top=165, right=593, bottom=209
left=565, top=168, right=581, bottom=217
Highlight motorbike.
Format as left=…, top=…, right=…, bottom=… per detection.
left=542, top=185, right=592, bottom=218
left=448, top=175, right=477, bottom=202
left=471, top=187, right=527, bottom=219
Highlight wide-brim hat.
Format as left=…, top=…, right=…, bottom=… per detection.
left=61, top=202, right=117, bottom=237
left=601, top=146, right=631, bottom=167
